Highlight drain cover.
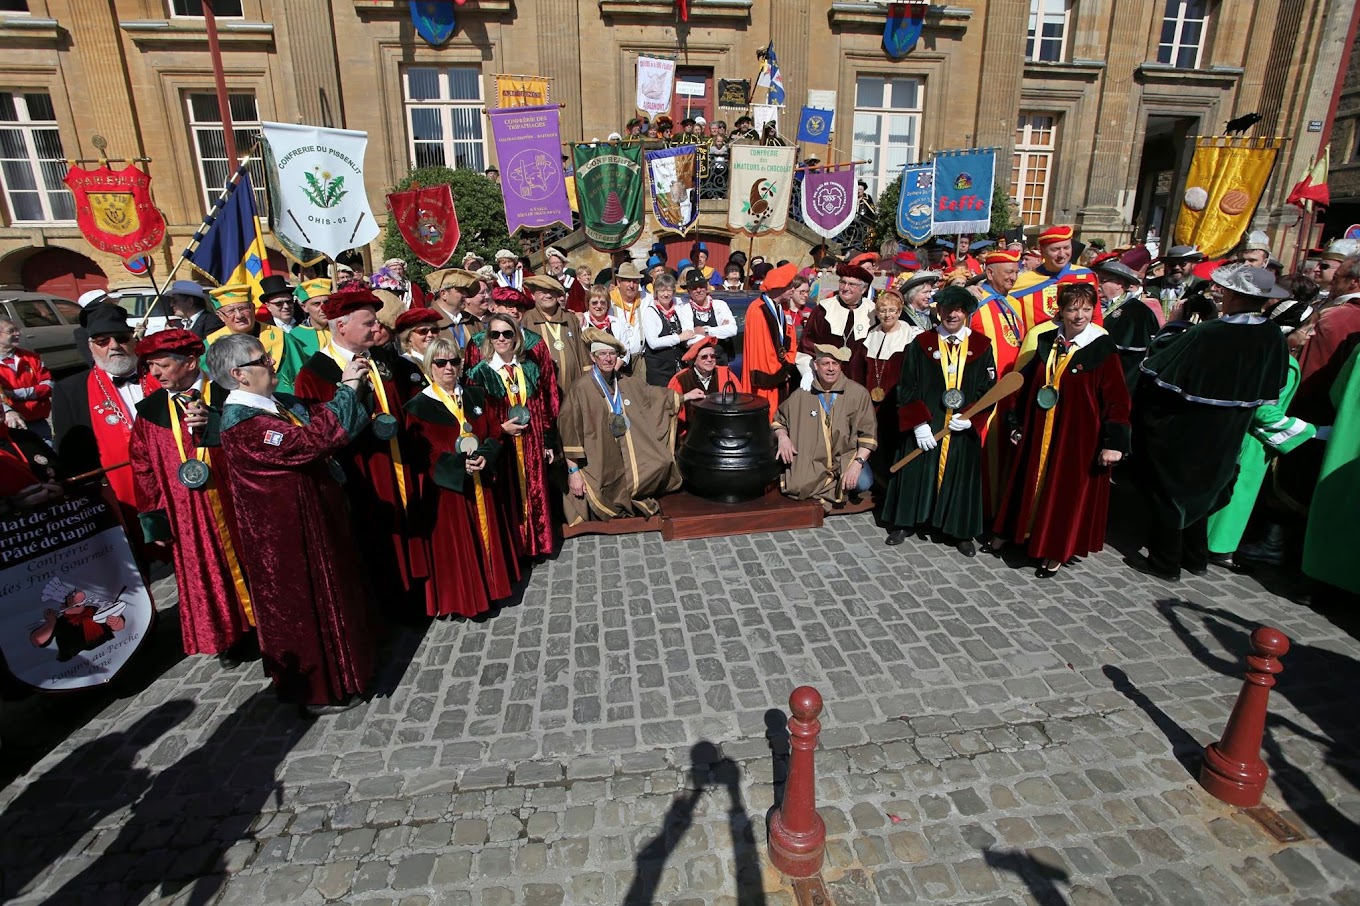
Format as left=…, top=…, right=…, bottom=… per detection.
left=1244, top=805, right=1306, bottom=843
left=793, top=876, right=832, bottom=906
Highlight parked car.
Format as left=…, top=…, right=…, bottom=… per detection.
left=107, top=285, right=169, bottom=336
left=0, top=292, right=84, bottom=374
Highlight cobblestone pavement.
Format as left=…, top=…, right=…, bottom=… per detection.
left=2, top=512, right=1359, bottom=905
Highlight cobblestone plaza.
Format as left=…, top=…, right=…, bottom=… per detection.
left=2, top=511, right=1358, bottom=904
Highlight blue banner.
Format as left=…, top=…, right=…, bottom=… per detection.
left=884, top=2, right=927, bottom=59
left=896, top=162, right=934, bottom=245
left=797, top=107, right=834, bottom=144
left=931, top=148, right=995, bottom=235
left=410, top=1, right=456, bottom=47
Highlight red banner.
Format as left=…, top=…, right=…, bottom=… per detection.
left=63, top=164, right=167, bottom=263
left=387, top=184, right=460, bottom=268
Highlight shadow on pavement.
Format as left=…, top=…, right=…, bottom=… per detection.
left=1157, top=598, right=1360, bottom=864
left=763, top=708, right=789, bottom=811
left=983, top=847, right=1070, bottom=905
left=44, top=687, right=314, bottom=904
left=1102, top=664, right=1203, bottom=777
left=0, top=699, right=194, bottom=901
left=623, top=740, right=767, bottom=906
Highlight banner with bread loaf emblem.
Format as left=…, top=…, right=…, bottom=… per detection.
left=64, top=164, right=167, bottom=262
left=1174, top=136, right=1283, bottom=258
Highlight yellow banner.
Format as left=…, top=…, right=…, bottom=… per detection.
left=1174, top=136, right=1283, bottom=258
left=87, top=192, right=141, bottom=237
left=494, top=74, right=551, bottom=109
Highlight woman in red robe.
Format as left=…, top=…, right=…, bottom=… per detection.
left=464, top=313, right=560, bottom=559
left=988, top=283, right=1131, bottom=578
left=405, top=337, right=519, bottom=618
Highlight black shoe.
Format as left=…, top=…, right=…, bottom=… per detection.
left=1125, top=554, right=1181, bottom=582
left=217, top=653, right=242, bottom=669
left=1035, top=563, right=1062, bottom=579
left=886, top=529, right=909, bottom=546
left=957, top=540, right=977, bottom=558
left=980, top=539, right=1005, bottom=557
left=296, top=700, right=362, bottom=719
left=1185, top=564, right=1210, bottom=577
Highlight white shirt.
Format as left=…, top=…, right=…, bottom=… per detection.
left=326, top=342, right=358, bottom=365
left=489, top=353, right=520, bottom=370
left=641, top=302, right=695, bottom=350
left=224, top=388, right=286, bottom=412
left=685, top=296, right=738, bottom=344
left=1220, top=312, right=1268, bottom=326
left=864, top=321, right=921, bottom=360
left=100, top=368, right=145, bottom=416
left=580, top=307, right=643, bottom=360
left=1054, top=322, right=1103, bottom=348
left=935, top=324, right=972, bottom=343
left=421, top=383, right=462, bottom=402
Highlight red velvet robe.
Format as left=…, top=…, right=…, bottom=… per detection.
left=464, top=355, right=560, bottom=558
left=293, top=349, right=426, bottom=599
left=130, top=388, right=251, bottom=656
left=218, top=391, right=375, bottom=704
left=404, top=387, right=520, bottom=617
left=993, top=331, right=1131, bottom=562
left=850, top=325, right=911, bottom=474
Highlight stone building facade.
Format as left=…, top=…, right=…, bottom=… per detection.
left=0, top=0, right=1350, bottom=295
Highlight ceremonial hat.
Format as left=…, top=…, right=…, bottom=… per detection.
left=899, top=270, right=942, bottom=295
left=762, top=262, right=799, bottom=295
left=254, top=274, right=293, bottom=303
left=209, top=284, right=253, bottom=311
left=1093, top=258, right=1141, bottom=285
left=136, top=328, right=203, bottom=360
left=894, top=250, right=922, bottom=270
left=1120, top=245, right=1152, bottom=273
left=1319, top=238, right=1360, bottom=261
left=462, top=251, right=485, bottom=269
left=322, top=286, right=382, bottom=321
left=394, top=308, right=447, bottom=333
left=494, top=248, right=518, bottom=262
left=77, top=289, right=113, bottom=308
left=543, top=246, right=568, bottom=262
left=1243, top=231, right=1271, bottom=253
left=933, top=285, right=974, bottom=312
left=1158, top=244, right=1205, bottom=262
left=1209, top=263, right=1290, bottom=300
left=646, top=254, right=665, bottom=271
left=383, top=257, right=406, bottom=268
left=491, top=286, right=534, bottom=309
left=614, top=261, right=644, bottom=281
left=655, top=115, right=673, bottom=130
left=524, top=274, right=566, bottom=295
left=1265, top=297, right=1314, bottom=334
left=681, top=335, right=718, bottom=363
left=875, top=287, right=905, bottom=308
left=1089, top=252, right=1118, bottom=268
left=928, top=237, right=955, bottom=250
left=682, top=269, right=711, bottom=290
left=835, top=262, right=874, bottom=284
left=295, top=278, right=332, bottom=302
left=594, top=267, right=615, bottom=286
left=168, top=280, right=207, bottom=301
left=581, top=327, right=624, bottom=356
left=680, top=117, right=696, bottom=127
left=848, top=251, right=880, bottom=268
left=475, top=265, right=496, bottom=280
left=812, top=343, right=852, bottom=363
left=1037, top=225, right=1074, bottom=246
left=692, top=240, right=709, bottom=252
left=82, top=302, right=131, bottom=336
left=982, top=249, right=1021, bottom=265
left=437, top=268, right=484, bottom=294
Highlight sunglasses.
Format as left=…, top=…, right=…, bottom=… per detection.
left=430, top=357, right=460, bottom=369
left=410, top=326, right=439, bottom=336
left=91, top=334, right=134, bottom=347
left=487, top=329, right=516, bottom=340
left=237, top=354, right=274, bottom=370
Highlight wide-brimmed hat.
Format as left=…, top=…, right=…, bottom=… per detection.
left=524, top=274, right=566, bottom=296
left=812, top=344, right=851, bottom=363
left=168, top=280, right=207, bottom=301
left=614, top=262, right=644, bottom=281
left=581, top=327, right=624, bottom=355
left=1093, top=259, right=1141, bottom=285
left=899, top=270, right=943, bottom=294
left=1209, top=264, right=1290, bottom=300
left=1159, top=244, right=1205, bottom=262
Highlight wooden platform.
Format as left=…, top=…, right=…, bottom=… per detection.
left=560, top=489, right=874, bottom=541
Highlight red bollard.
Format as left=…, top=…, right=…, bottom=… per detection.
left=769, top=685, right=826, bottom=877
left=1199, top=626, right=1290, bottom=807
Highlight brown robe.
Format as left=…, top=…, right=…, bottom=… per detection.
left=522, top=306, right=591, bottom=395
left=559, top=369, right=682, bottom=523
left=773, top=375, right=877, bottom=506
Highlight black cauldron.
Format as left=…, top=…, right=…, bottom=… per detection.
left=677, top=383, right=780, bottom=503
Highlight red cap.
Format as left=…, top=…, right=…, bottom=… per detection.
left=394, top=308, right=445, bottom=333
left=1038, top=225, right=1074, bottom=246
left=835, top=262, right=874, bottom=284
left=1090, top=251, right=1118, bottom=268
left=982, top=249, right=1021, bottom=265
left=491, top=286, right=533, bottom=309
left=136, top=328, right=204, bottom=360
left=681, top=335, right=719, bottom=364
left=849, top=251, right=880, bottom=268
left=894, top=250, right=921, bottom=270
left=762, top=262, right=800, bottom=295
left=322, top=287, right=382, bottom=322
left=1120, top=245, right=1152, bottom=272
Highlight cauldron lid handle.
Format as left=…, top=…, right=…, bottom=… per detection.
left=721, top=379, right=738, bottom=403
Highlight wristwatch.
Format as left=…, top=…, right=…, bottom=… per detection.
left=853, top=456, right=868, bottom=465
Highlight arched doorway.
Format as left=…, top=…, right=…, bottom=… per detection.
left=19, top=248, right=108, bottom=299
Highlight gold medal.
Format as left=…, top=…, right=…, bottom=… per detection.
left=870, top=387, right=886, bottom=403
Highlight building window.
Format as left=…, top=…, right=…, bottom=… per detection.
left=1012, top=113, right=1057, bottom=228
left=1026, top=0, right=1070, bottom=63
left=404, top=67, right=487, bottom=172
left=1157, top=0, right=1209, bottom=69
left=852, top=75, right=923, bottom=199
left=0, top=93, right=75, bottom=224
left=0, top=2, right=30, bottom=12
left=186, top=92, right=266, bottom=213
left=170, top=0, right=244, bottom=16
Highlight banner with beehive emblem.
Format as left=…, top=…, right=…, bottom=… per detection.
left=1175, top=136, right=1283, bottom=258
left=573, top=142, right=645, bottom=251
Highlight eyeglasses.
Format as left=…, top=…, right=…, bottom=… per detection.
left=410, top=326, right=439, bottom=336
left=237, top=354, right=274, bottom=370
left=696, top=352, right=717, bottom=359
left=430, top=357, right=460, bottom=369
left=487, top=329, right=516, bottom=340
left=91, top=333, right=134, bottom=347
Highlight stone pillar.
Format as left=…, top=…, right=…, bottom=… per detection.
left=279, top=0, right=345, bottom=128
left=58, top=0, right=142, bottom=157
left=770, top=0, right=811, bottom=117
left=972, top=0, right=1027, bottom=156
left=535, top=0, right=583, bottom=141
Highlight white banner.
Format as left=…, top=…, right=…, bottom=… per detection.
left=0, top=492, right=154, bottom=691
left=752, top=104, right=779, bottom=136
left=636, top=57, right=676, bottom=118
left=807, top=89, right=837, bottom=110
left=261, top=121, right=381, bottom=260
left=727, top=144, right=797, bottom=235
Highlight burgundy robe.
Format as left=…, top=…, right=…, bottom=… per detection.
left=993, top=331, right=1131, bottom=562
left=130, top=388, right=251, bottom=656
left=850, top=327, right=910, bottom=474
left=218, top=390, right=375, bottom=704
left=404, top=387, right=520, bottom=617
left=293, top=349, right=426, bottom=599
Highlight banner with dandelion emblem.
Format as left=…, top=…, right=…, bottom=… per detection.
left=260, top=121, right=380, bottom=260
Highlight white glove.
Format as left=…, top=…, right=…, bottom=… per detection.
left=799, top=370, right=814, bottom=392
left=913, top=424, right=937, bottom=452
left=948, top=414, right=971, bottom=432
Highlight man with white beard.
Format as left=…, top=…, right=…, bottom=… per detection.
left=52, top=303, right=159, bottom=546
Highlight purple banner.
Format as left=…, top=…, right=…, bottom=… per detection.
left=488, top=105, right=572, bottom=235
left=800, top=166, right=857, bottom=239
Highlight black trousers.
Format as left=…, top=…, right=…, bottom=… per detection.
left=1146, top=512, right=1209, bottom=576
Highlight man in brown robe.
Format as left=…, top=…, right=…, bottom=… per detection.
left=560, top=328, right=703, bottom=523
left=773, top=344, right=877, bottom=510
left=522, top=274, right=590, bottom=394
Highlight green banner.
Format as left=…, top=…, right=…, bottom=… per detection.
left=572, top=142, right=644, bottom=252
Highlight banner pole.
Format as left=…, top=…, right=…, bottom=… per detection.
left=203, top=0, right=238, bottom=166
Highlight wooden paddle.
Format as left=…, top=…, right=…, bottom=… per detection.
left=889, top=370, right=1025, bottom=473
